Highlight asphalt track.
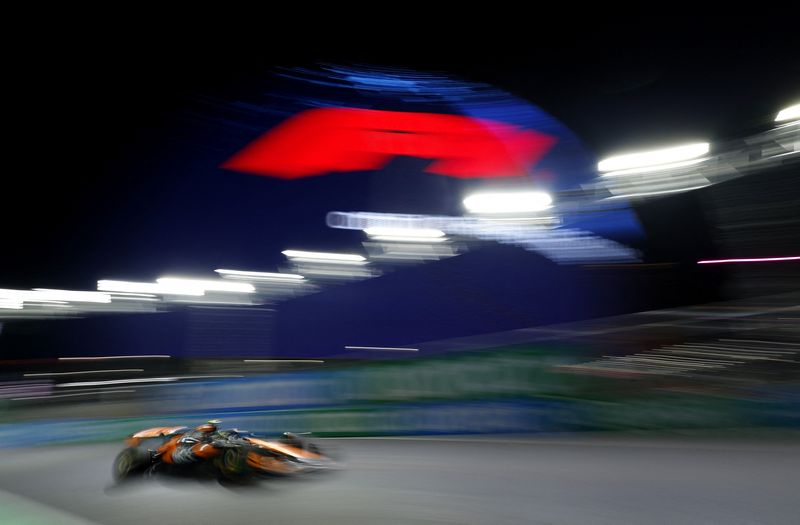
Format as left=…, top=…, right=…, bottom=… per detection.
left=1, top=435, right=798, bottom=524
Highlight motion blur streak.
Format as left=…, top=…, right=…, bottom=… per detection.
left=156, top=277, right=256, bottom=293
left=12, top=390, right=135, bottom=401
left=598, top=142, right=710, bottom=172
left=215, top=269, right=305, bottom=280
left=58, top=355, right=171, bottom=360
left=221, top=108, right=557, bottom=179
left=368, top=236, right=448, bottom=243
left=0, top=288, right=111, bottom=304
left=698, top=256, right=800, bottom=264
left=605, top=184, right=712, bottom=198
left=56, top=378, right=180, bottom=387
left=775, top=102, right=800, bottom=122
left=327, top=211, right=639, bottom=263
left=345, top=346, right=420, bottom=351
left=282, top=250, right=366, bottom=262
left=364, top=227, right=445, bottom=238
left=55, top=375, right=243, bottom=388
left=24, top=369, right=144, bottom=377
left=32, top=289, right=111, bottom=303
left=600, top=158, right=708, bottom=177
left=244, top=359, right=325, bottom=363
left=462, top=191, right=553, bottom=214
left=97, top=280, right=205, bottom=296
left=0, top=298, right=23, bottom=309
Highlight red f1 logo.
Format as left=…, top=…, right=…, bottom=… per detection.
left=222, top=108, right=557, bottom=179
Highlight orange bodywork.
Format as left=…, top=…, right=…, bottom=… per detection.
left=156, top=435, right=181, bottom=464
left=153, top=434, right=222, bottom=464
left=132, top=426, right=187, bottom=438
left=246, top=451, right=295, bottom=474
left=120, top=426, right=331, bottom=475
left=124, top=426, right=188, bottom=448
left=192, top=442, right=223, bottom=460
left=241, top=437, right=327, bottom=474
left=244, top=437, right=325, bottom=461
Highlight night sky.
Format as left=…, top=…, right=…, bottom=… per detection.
left=4, top=16, right=798, bottom=291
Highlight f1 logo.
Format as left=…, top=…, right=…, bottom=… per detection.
left=222, top=108, right=557, bottom=179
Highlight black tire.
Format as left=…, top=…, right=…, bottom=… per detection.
left=112, top=448, right=148, bottom=481
left=218, top=447, right=250, bottom=479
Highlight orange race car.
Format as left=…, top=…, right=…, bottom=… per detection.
left=112, top=420, right=336, bottom=482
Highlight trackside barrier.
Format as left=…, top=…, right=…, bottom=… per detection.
left=2, top=346, right=798, bottom=447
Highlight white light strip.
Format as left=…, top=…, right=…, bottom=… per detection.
left=109, top=296, right=160, bottom=302
left=364, top=227, right=445, bottom=238
left=282, top=250, right=366, bottom=262
left=58, top=355, right=171, bottom=360
left=676, top=343, right=787, bottom=355
left=175, top=375, right=245, bottom=379
left=51, top=375, right=241, bottom=388
left=370, top=236, right=448, bottom=243
left=289, top=258, right=368, bottom=266
left=295, top=269, right=374, bottom=279
left=243, top=359, right=325, bottom=363
left=24, top=369, right=144, bottom=377
left=215, top=269, right=305, bottom=280
left=598, top=143, right=710, bottom=172
left=462, top=192, right=552, bottom=214
left=601, top=157, right=708, bottom=177
left=12, top=390, right=136, bottom=401
left=98, top=280, right=204, bottom=296
left=605, top=184, right=712, bottom=199
left=345, top=346, right=420, bottom=352
left=775, top=103, right=800, bottom=123
left=157, top=277, right=255, bottom=293
left=1, top=289, right=110, bottom=304
left=0, top=298, right=23, bottom=310
left=56, top=377, right=180, bottom=387
left=32, top=289, right=111, bottom=303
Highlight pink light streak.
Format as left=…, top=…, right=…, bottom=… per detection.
left=698, top=256, right=800, bottom=264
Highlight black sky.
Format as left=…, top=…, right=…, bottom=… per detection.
left=3, top=15, right=798, bottom=289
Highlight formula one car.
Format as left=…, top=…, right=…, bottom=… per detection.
left=113, top=421, right=335, bottom=482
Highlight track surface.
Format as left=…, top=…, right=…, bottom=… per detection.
left=1, top=436, right=799, bottom=524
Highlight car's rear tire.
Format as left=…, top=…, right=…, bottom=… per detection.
left=113, top=448, right=148, bottom=481
left=218, top=447, right=249, bottom=480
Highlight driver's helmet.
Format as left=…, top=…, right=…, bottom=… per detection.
left=282, top=432, right=302, bottom=444
left=195, top=419, right=222, bottom=433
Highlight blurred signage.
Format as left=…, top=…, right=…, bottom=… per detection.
left=222, top=108, right=557, bottom=179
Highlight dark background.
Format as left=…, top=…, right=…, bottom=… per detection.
left=3, top=15, right=798, bottom=290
